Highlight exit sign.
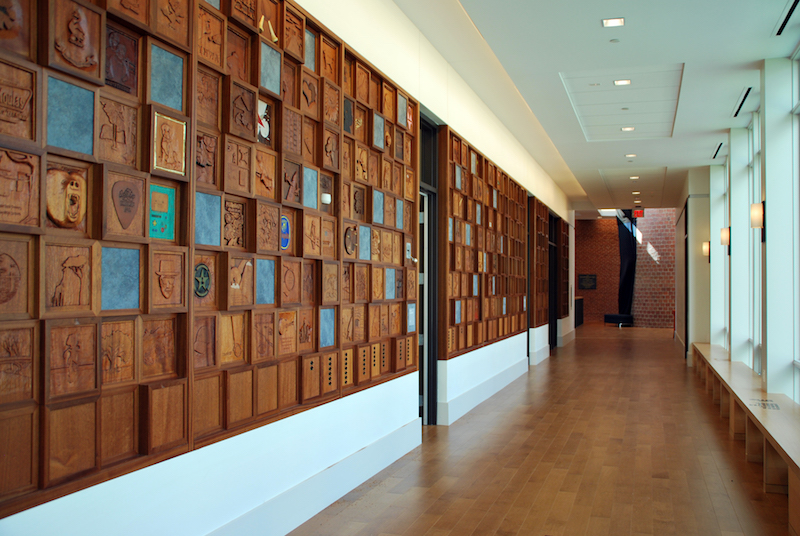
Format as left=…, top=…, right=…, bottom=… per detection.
left=633, top=209, right=644, bottom=218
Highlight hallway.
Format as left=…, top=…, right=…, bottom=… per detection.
left=290, top=325, right=788, bottom=536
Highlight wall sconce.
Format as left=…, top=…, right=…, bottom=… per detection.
left=751, top=200, right=765, bottom=242
left=702, top=241, right=710, bottom=263
left=720, top=227, right=731, bottom=256
left=321, top=193, right=332, bottom=205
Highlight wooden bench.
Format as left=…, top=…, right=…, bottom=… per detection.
left=692, top=343, right=800, bottom=536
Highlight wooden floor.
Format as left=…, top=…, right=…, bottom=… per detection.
left=289, top=324, right=788, bottom=536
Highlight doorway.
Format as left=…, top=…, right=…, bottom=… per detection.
left=548, top=213, right=559, bottom=350
left=419, top=116, right=438, bottom=424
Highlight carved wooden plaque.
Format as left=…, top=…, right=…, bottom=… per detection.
left=368, top=152, right=379, bottom=186
left=354, top=145, right=368, bottom=184
left=355, top=62, right=369, bottom=104
left=352, top=304, right=365, bottom=342
left=0, top=150, right=39, bottom=228
left=322, top=262, right=338, bottom=305
left=354, top=104, right=366, bottom=144
left=342, top=138, right=353, bottom=181
left=224, top=136, right=251, bottom=195
left=392, top=233, right=402, bottom=266
left=155, top=0, right=189, bottom=48
left=322, top=129, right=339, bottom=172
left=297, top=307, right=314, bottom=354
left=321, top=37, right=338, bottom=83
left=197, top=67, right=220, bottom=128
left=260, top=0, right=280, bottom=46
left=282, top=107, right=302, bottom=156
left=302, top=117, right=316, bottom=164
left=382, top=84, right=395, bottom=123
left=142, top=317, right=177, bottom=378
left=282, top=159, right=301, bottom=205
left=301, top=71, right=319, bottom=120
left=354, top=264, right=368, bottom=303
left=371, top=266, right=383, bottom=301
left=407, top=268, right=416, bottom=300
left=0, top=0, right=33, bottom=58
left=321, top=218, right=335, bottom=258
left=220, top=312, right=246, bottom=364
left=341, top=306, right=353, bottom=344
left=368, top=304, right=379, bottom=341
left=193, top=252, right=217, bottom=309
left=283, top=8, right=304, bottom=62
left=196, top=131, right=218, bottom=188
left=224, top=200, right=246, bottom=249
left=281, top=258, right=301, bottom=305
left=0, top=325, right=34, bottom=404
left=253, top=311, right=274, bottom=362
left=303, top=213, right=321, bottom=257
left=381, top=230, right=392, bottom=264
left=343, top=54, right=354, bottom=96
left=151, top=250, right=185, bottom=308
left=280, top=207, right=297, bottom=256
left=99, top=320, right=134, bottom=385
left=52, top=0, right=102, bottom=81
left=153, top=112, right=187, bottom=176
left=323, top=80, right=340, bottom=127
left=277, top=310, right=296, bottom=355
left=341, top=263, right=352, bottom=303
left=45, top=243, right=92, bottom=313
left=257, top=202, right=280, bottom=252
left=301, top=259, right=315, bottom=306
left=0, top=60, right=35, bottom=142
left=254, top=149, right=277, bottom=200
left=198, top=5, right=224, bottom=70
left=379, top=304, right=389, bottom=338
left=227, top=255, right=253, bottom=307
left=227, top=80, right=257, bottom=141
left=230, top=0, right=257, bottom=31
left=370, top=228, right=381, bottom=262
left=49, top=322, right=96, bottom=397
left=282, top=59, right=297, bottom=107
left=341, top=181, right=353, bottom=221
left=226, top=25, right=250, bottom=83
left=106, top=172, right=144, bottom=238
left=384, top=195, right=395, bottom=229
left=46, top=160, right=88, bottom=232
left=98, top=97, right=138, bottom=167
left=404, top=167, right=415, bottom=201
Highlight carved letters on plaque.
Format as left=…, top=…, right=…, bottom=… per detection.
left=0, top=60, right=34, bottom=141
left=198, top=7, right=224, bottom=69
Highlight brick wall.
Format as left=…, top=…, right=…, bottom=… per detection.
left=632, top=209, right=676, bottom=328
left=575, top=219, right=619, bottom=323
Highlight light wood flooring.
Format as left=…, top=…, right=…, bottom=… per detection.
left=289, top=324, right=788, bottom=536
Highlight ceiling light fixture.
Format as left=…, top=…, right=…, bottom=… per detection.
left=602, top=18, right=625, bottom=27
left=610, top=39, right=620, bottom=43
left=589, top=83, right=600, bottom=86
left=634, top=199, right=641, bottom=204
left=614, top=79, right=631, bottom=86
left=621, top=107, right=629, bottom=111
left=626, top=154, right=636, bottom=158
left=621, top=126, right=635, bottom=132
left=632, top=191, right=640, bottom=195
left=630, top=176, right=639, bottom=180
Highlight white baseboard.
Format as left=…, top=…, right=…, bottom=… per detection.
left=208, top=418, right=422, bottom=536
left=531, top=345, right=550, bottom=365
left=558, top=328, right=575, bottom=347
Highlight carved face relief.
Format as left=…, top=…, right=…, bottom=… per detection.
left=155, top=258, right=179, bottom=299
left=46, top=167, right=87, bottom=229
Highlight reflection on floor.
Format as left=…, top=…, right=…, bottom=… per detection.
left=289, top=323, right=788, bottom=536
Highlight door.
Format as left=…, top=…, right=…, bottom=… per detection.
left=419, top=117, right=438, bottom=424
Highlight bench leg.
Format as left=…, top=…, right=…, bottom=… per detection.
left=763, top=439, right=788, bottom=494
left=720, top=388, right=730, bottom=418
left=790, top=469, right=800, bottom=536
left=705, top=366, right=712, bottom=393
left=746, top=417, right=764, bottom=464
left=730, top=399, right=746, bottom=440
left=712, top=376, right=720, bottom=404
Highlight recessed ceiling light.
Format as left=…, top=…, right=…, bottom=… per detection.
left=630, top=176, right=639, bottom=180
left=621, top=107, right=629, bottom=111
left=589, top=83, right=600, bottom=86
left=602, top=18, right=625, bottom=27
left=626, top=154, right=637, bottom=158
left=614, top=79, right=631, bottom=86
left=632, top=191, right=640, bottom=195
left=621, top=126, right=635, bottom=132
left=610, top=39, right=620, bottom=43
left=634, top=199, right=641, bottom=202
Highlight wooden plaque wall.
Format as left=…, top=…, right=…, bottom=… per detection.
left=0, top=0, right=418, bottom=516
left=438, top=128, right=527, bottom=359
left=559, top=219, right=569, bottom=319
left=529, top=196, right=548, bottom=328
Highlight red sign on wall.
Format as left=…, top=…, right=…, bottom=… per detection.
left=633, top=209, right=644, bottom=218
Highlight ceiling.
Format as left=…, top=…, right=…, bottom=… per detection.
left=393, top=0, right=800, bottom=215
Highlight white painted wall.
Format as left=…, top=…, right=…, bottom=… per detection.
left=682, top=168, right=711, bottom=364
left=529, top=325, right=550, bottom=365
left=437, top=333, right=528, bottom=425
left=729, top=128, right=752, bottom=364
left=0, top=374, right=421, bottom=536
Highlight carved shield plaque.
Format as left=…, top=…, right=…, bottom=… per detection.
left=53, top=0, right=102, bottom=80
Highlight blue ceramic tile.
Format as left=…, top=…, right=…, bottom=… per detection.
left=205, top=0, right=220, bottom=7
left=503, top=297, right=507, bottom=315
left=359, top=225, right=371, bottom=260
left=397, top=93, right=407, bottom=126
left=372, top=190, right=384, bottom=225
left=102, top=247, right=139, bottom=310
left=47, top=77, right=94, bottom=155
left=396, top=199, right=404, bottom=229
left=256, top=258, right=275, bottom=305
left=455, top=166, right=461, bottom=189
left=476, top=204, right=481, bottom=224
left=320, top=308, right=335, bottom=348
left=523, top=296, right=527, bottom=311
left=373, top=113, right=384, bottom=150
left=455, top=300, right=461, bottom=324
left=473, top=275, right=478, bottom=296
left=493, top=189, right=497, bottom=209
left=303, top=167, right=318, bottom=209
left=492, top=277, right=496, bottom=294
left=448, top=218, right=453, bottom=242
left=407, top=302, right=416, bottom=333
left=195, top=192, right=221, bottom=246
left=385, top=268, right=395, bottom=300
left=304, top=29, right=316, bottom=71
left=151, top=44, right=184, bottom=111
left=466, top=224, right=471, bottom=246
left=260, top=42, right=281, bottom=94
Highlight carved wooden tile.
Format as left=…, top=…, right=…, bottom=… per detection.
left=379, top=304, right=389, bottom=338
left=224, top=199, right=246, bottom=249
left=46, top=160, right=89, bottom=232
left=224, top=136, right=252, bottom=195
left=354, top=104, right=367, bottom=144
left=142, top=317, right=177, bottom=378
left=0, top=325, right=34, bottom=404
left=370, top=228, right=381, bottom=262
left=394, top=268, right=404, bottom=300
left=371, top=266, right=383, bottom=301
left=0, top=0, right=33, bottom=59
left=404, top=168, right=415, bottom=202
left=322, top=262, right=338, bottom=305
left=340, top=263, right=352, bottom=303
left=382, top=84, right=395, bottom=123
left=192, top=316, right=217, bottom=369
left=354, top=264, right=368, bottom=303
left=253, top=149, right=277, bottom=201
left=321, top=218, right=336, bottom=259
left=197, top=67, right=220, bottom=128
left=368, top=152, right=379, bottom=186
left=355, top=62, right=369, bottom=104
left=381, top=230, right=392, bottom=264
left=0, top=150, right=38, bottom=229
left=297, top=307, right=314, bottom=354
left=260, top=0, right=280, bottom=46
left=407, top=268, right=416, bottom=300
left=341, top=306, right=353, bottom=345
left=354, top=144, right=368, bottom=184
left=151, top=250, right=184, bottom=310
left=301, top=71, right=319, bottom=120
left=339, top=181, right=352, bottom=221
left=303, top=213, right=321, bottom=257
left=277, top=310, right=296, bottom=356
left=227, top=25, right=250, bottom=83
left=257, top=98, right=275, bottom=148
left=198, top=5, right=225, bottom=70
left=343, top=97, right=354, bottom=136
left=368, top=304, right=380, bottom=341
left=392, top=233, right=402, bottom=266
left=302, top=117, right=316, bottom=165
left=46, top=399, right=96, bottom=483
left=256, top=202, right=279, bottom=253
left=253, top=311, right=274, bottom=362
left=384, top=195, right=395, bottom=229
left=323, top=81, right=340, bottom=129
left=220, top=312, right=246, bottom=364
left=369, top=75, right=380, bottom=111
left=281, top=258, right=301, bottom=305
left=227, top=254, right=253, bottom=307
left=351, top=304, right=364, bottom=343
left=105, top=171, right=145, bottom=239
left=49, top=323, right=96, bottom=397
left=191, top=255, right=216, bottom=312
left=98, top=97, right=138, bottom=167
left=227, top=80, right=257, bottom=141
left=51, top=0, right=102, bottom=81
left=343, top=54, right=354, bottom=96
left=282, top=58, right=297, bottom=107
left=155, top=0, right=189, bottom=48
left=230, top=0, right=257, bottom=31
left=283, top=8, right=304, bottom=62
left=283, top=107, right=302, bottom=156
left=0, top=60, right=36, bottom=142
left=301, top=259, right=315, bottom=307
left=282, top=160, right=301, bottom=206
left=45, top=243, right=92, bottom=314
left=101, top=320, right=135, bottom=384
left=341, top=140, right=354, bottom=185
left=322, top=128, right=339, bottom=172
left=340, top=224, right=356, bottom=262
left=196, top=131, right=219, bottom=188
left=153, top=112, right=187, bottom=177
left=321, top=36, right=338, bottom=83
